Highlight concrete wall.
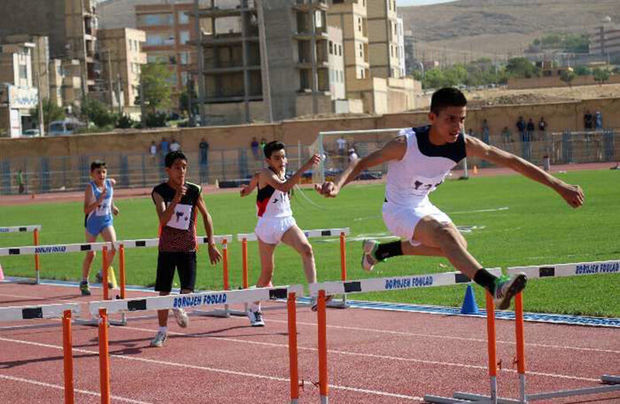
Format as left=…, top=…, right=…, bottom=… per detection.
left=508, top=74, right=620, bottom=89
left=2, top=97, right=619, bottom=159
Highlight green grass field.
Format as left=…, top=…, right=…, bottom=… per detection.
left=1, top=169, right=619, bottom=316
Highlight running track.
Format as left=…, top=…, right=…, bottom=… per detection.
left=0, top=282, right=618, bottom=403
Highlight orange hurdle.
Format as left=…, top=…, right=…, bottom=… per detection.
left=98, top=308, right=111, bottom=404
left=62, top=310, right=75, bottom=404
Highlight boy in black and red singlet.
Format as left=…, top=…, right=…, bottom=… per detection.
left=240, top=141, right=321, bottom=326
left=150, top=151, right=222, bottom=347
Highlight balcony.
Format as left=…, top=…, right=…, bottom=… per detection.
left=292, top=0, right=329, bottom=12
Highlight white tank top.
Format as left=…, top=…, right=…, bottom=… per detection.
left=385, top=126, right=466, bottom=207
left=256, top=170, right=293, bottom=218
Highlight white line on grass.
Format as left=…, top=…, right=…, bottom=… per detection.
left=0, top=336, right=424, bottom=401
left=0, top=374, right=152, bottom=404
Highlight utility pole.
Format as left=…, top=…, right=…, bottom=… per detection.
left=193, top=0, right=206, bottom=125
left=310, top=7, right=318, bottom=116
left=255, top=0, right=273, bottom=123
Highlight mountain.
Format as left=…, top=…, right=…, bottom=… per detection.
left=398, top=0, right=620, bottom=64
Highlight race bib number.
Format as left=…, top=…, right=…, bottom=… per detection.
left=410, top=175, right=445, bottom=196
left=95, top=201, right=111, bottom=216
left=166, top=203, right=192, bottom=230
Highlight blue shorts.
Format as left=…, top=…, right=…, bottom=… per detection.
left=85, top=217, right=113, bottom=237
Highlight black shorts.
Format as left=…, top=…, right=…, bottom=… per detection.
left=155, top=251, right=197, bottom=293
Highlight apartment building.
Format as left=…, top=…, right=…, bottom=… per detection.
left=367, top=0, right=401, bottom=79
left=98, top=28, right=147, bottom=113
left=135, top=2, right=198, bottom=95
left=590, top=19, right=620, bottom=60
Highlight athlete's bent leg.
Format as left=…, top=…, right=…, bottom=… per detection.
left=281, top=225, right=317, bottom=284
left=82, top=231, right=98, bottom=280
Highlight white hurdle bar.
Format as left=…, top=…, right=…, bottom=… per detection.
left=500, top=260, right=620, bottom=403
left=89, top=285, right=305, bottom=404
left=309, top=269, right=503, bottom=404
left=237, top=227, right=351, bottom=309
left=0, top=301, right=79, bottom=403
left=0, top=225, right=42, bottom=283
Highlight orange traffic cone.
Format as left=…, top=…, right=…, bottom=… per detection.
left=473, top=165, right=479, bottom=175
left=0, top=262, right=5, bottom=281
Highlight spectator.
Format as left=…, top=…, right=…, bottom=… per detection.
left=170, top=137, right=181, bottom=152
left=149, top=141, right=157, bottom=159
left=259, top=138, right=267, bottom=152
left=336, top=136, right=347, bottom=155
left=160, top=138, right=170, bottom=156
left=348, top=148, right=359, bottom=164
left=526, top=118, right=535, bottom=141
left=538, top=117, right=547, bottom=133
left=199, top=138, right=209, bottom=166
left=251, top=137, right=260, bottom=160
left=516, top=116, right=526, bottom=140
left=17, top=169, right=25, bottom=194
left=595, top=111, right=603, bottom=130
left=584, top=110, right=593, bottom=131
left=481, top=119, right=490, bottom=144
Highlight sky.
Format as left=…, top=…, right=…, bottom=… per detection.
left=397, top=0, right=457, bottom=6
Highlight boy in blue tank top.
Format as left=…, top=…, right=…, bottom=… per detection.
left=80, top=161, right=119, bottom=296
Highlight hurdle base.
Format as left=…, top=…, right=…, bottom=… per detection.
left=526, top=376, right=620, bottom=401
left=326, top=295, right=349, bottom=309
left=424, top=392, right=521, bottom=404
left=193, top=304, right=247, bottom=318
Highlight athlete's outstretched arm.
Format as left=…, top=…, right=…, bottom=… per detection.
left=316, top=136, right=406, bottom=198
left=240, top=172, right=260, bottom=197
left=465, top=136, right=584, bottom=208
left=196, top=194, right=222, bottom=265
left=262, top=154, right=321, bottom=193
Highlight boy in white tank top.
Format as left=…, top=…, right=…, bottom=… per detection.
left=240, top=141, right=321, bottom=326
left=316, top=88, right=585, bottom=310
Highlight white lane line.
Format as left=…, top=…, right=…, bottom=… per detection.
left=449, top=207, right=509, bottom=214
left=267, top=319, right=620, bottom=355
left=0, top=336, right=423, bottom=401
left=0, top=374, right=152, bottom=404
left=120, top=325, right=600, bottom=382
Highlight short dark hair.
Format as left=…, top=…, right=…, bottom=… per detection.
left=165, top=151, right=187, bottom=167
left=430, top=87, right=467, bottom=115
left=90, top=160, right=106, bottom=171
left=264, top=140, right=285, bottom=159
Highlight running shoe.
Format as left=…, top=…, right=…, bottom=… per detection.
left=172, top=308, right=189, bottom=328
left=150, top=331, right=167, bottom=347
left=95, top=270, right=113, bottom=289
left=79, top=281, right=91, bottom=296
left=311, top=295, right=334, bottom=312
left=247, top=309, right=265, bottom=327
left=361, top=239, right=380, bottom=271
left=493, top=273, right=527, bottom=310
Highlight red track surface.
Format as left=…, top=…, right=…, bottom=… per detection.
left=0, top=282, right=618, bottom=403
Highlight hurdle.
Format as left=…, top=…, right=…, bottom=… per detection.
left=89, top=284, right=304, bottom=404
left=308, top=269, right=502, bottom=404
left=0, top=225, right=42, bottom=283
left=0, top=302, right=80, bottom=404
left=237, top=227, right=350, bottom=309
left=500, top=260, right=620, bottom=403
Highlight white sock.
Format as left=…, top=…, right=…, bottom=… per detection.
left=250, top=303, right=260, bottom=312
left=158, top=326, right=167, bottom=334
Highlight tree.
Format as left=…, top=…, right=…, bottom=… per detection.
left=592, top=68, right=610, bottom=85
left=574, top=65, right=592, bottom=76
left=560, top=69, right=576, bottom=87
left=138, top=62, right=173, bottom=113
left=80, top=97, right=117, bottom=128
left=30, top=98, right=65, bottom=131
left=506, top=57, right=539, bottom=78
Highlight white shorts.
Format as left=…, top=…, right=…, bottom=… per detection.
left=382, top=200, right=452, bottom=246
left=255, top=216, right=297, bottom=245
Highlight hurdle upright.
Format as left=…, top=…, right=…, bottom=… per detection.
left=237, top=227, right=351, bottom=308
left=0, top=225, right=42, bottom=283
left=89, top=284, right=304, bottom=404
left=0, top=302, right=80, bottom=404
left=309, top=269, right=503, bottom=404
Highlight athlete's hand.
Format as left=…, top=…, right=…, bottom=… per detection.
left=303, top=154, right=321, bottom=170
left=557, top=183, right=584, bottom=208
left=112, top=206, right=119, bottom=216
left=173, top=185, right=187, bottom=203
left=239, top=184, right=252, bottom=197
left=314, top=181, right=338, bottom=198
left=207, top=244, right=222, bottom=265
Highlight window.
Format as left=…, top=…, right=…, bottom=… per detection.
left=178, top=12, right=189, bottom=24
left=140, top=14, right=173, bottom=26
left=180, top=31, right=190, bottom=44
left=180, top=52, right=189, bottom=65
left=358, top=17, right=362, bottom=32
left=19, top=64, right=28, bottom=80
left=359, top=43, right=363, bottom=58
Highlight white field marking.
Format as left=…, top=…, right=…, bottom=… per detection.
left=449, top=207, right=509, bottom=214
left=120, top=325, right=601, bottom=382
left=0, top=336, right=423, bottom=401
left=0, top=374, right=152, bottom=404
left=456, top=225, right=486, bottom=233
left=353, top=216, right=382, bottom=222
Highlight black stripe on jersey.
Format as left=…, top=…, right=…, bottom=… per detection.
left=413, top=125, right=466, bottom=163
